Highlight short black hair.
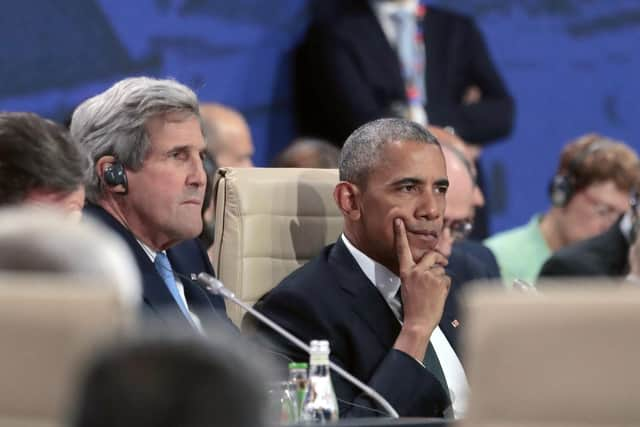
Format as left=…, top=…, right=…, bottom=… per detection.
left=339, top=118, right=440, bottom=187
left=0, top=112, right=87, bottom=205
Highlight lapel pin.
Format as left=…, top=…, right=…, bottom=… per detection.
left=451, top=319, right=460, bottom=328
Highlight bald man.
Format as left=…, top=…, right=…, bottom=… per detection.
left=200, top=103, right=254, bottom=168
left=430, top=127, right=500, bottom=300
left=429, top=127, right=484, bottom=257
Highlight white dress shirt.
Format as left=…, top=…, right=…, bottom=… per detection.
left=341, top=234, right=469, bottom=418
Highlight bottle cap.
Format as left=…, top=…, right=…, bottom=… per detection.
left=309, top=340, right=330, bottom=353
left=288, top=362, right=308, bottom=369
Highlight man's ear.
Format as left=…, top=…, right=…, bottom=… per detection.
left=334, top=182, right=361, bottom=221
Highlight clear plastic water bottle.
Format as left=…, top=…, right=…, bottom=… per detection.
left=288, top=362, right=309, bottom=422
left=301, top=340, right=339, bottom=423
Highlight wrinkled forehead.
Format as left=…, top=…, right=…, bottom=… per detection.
left=366, top=141, right=445, bottom=183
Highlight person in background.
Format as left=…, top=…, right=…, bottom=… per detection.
left=246, top=118, right=468, bottom=418
left=539, top=193, right=640, bottom=280
left=199, top=103, right=255, bottom=251
left=200, top=103, right=254, bottom=168
left=0, top=112, right=87, bottom=219
left=271, top=137, right=340, bottom=168
left=429, top=126, right=499, bottom=285
left=485, top=134, right=640, bottom=285
left=70, top=77, right=235, bottom=334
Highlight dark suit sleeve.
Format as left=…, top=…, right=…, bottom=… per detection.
left=428, top=18, right=515, bottom=144
left=539, top=253, right=600, bottom=277
left=244, top=287, right=448, bottom=418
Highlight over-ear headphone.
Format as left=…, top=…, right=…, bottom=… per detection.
left=103, top=161, right=128, bottom=195
left=549, top=140, right=613, bottom=207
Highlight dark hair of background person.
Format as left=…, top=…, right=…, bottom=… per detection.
left=70, top=336, right=268, bottom=427
left=0, top=112, right=87, bottom=205
left=270, top=137, right=340, bottom=169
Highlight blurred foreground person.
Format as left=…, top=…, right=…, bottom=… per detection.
left=71, top=336, right=269, bottom=427
left=0, top=205, right=141, bottom=306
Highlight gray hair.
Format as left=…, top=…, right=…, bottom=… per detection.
left=0, top=206, right=142, bottom=307
left=70, top=77, right=202, bottom=203
left=339, top=118, right=440, bottom=186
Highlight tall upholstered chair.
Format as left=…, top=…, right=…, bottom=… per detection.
left=461, top=280, right=640, bottom=427
left=210, top=167, right=343, bottom=327
left=0, top=273, right=135, bottom=427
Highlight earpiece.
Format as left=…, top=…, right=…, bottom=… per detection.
left=549, top=140, right=613, bottom=207
left=103, top=161, right=128, bottom=195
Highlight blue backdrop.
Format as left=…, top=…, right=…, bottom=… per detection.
left=1, top=0, right=638, bottom=234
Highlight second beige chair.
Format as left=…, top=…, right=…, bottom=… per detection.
left=211, top=167, right=343, bottom=327
left=461, top=281, right=640, bottom=427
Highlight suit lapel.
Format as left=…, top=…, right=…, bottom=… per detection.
left=423, top=7, right=450, bottom=102
left=83, top=203, right=196, bottom=330
left=167, top=244, right=227, bottom=325
left=329, top=239, right=401, bottom=350
left=598, top=221, right=630, bottom=275
left=346, top=3, right=405, bottom=100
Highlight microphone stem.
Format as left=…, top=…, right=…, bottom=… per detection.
left=197, top=273, right=400, bottom=419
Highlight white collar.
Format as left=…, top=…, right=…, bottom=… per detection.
left=371, top=0, right=419, bottom=15
left=136, top=239, right=164, bottom=263
left=620, top=210, right=634, bottom=242
left=341, top=234, right=401, bottom=304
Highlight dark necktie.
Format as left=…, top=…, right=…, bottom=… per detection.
left=394, top=288, right=450, bottom=396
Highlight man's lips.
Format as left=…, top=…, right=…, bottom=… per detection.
left=406, top=229, right=439, bottom=247
left=182, top=199, right=202, bottom=205
left=406, top=229, right=439, bottom=239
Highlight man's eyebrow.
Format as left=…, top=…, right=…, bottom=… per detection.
left=435, top=178, right=450, bottom=188
left=390, top=177, right=425, bottom=187
left=167, top=144, right=204, bottom=154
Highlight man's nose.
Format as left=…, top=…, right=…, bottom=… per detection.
left=417, top=191, right=442, bottom=220
left=188, top=156, right=207, bottom=187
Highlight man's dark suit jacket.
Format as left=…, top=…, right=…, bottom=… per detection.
left=444, top=240, right=499, bottom=352
left=295, top=1, right=514, bottom=146
left=84, top=203, right=236, bottom=334
left=539, top=220, right=629, bottom=278
left=246, top=238, right=460, bottom=418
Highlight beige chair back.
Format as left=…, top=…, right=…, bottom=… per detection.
left=461, top=280, right=640, bottom=427
left=211, top=167, right=343, bottom=326
left=0, top=273, right=135, bottom=427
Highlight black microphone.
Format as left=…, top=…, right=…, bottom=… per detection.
left=195, top=272, right=400, bottom=419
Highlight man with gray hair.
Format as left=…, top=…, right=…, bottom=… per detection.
left=247, top=118, right=467, bottom=418
left=70, top=77, right=234, bottom=334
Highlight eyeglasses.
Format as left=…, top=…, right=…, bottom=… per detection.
left=443, top=218, right=473, bottom=241
left=580, top=191, right=627, bottom=222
